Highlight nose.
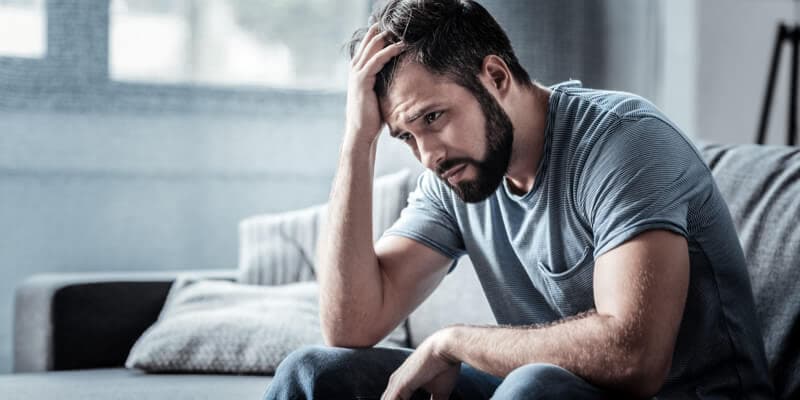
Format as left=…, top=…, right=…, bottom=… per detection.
left=417, top=136, right=446, bottom=172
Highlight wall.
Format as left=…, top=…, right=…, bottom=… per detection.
left=695, top=0, right=795, bottom=145
left=658, top=0, right=698, bottom=138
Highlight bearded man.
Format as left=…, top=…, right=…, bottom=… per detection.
left=264, top=1, right=772, bottom=398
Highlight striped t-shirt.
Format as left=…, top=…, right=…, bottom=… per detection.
left=383, top=81, right=772, bottom=397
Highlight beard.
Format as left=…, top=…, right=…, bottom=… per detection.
left=436, top=84, right=514, bottom=203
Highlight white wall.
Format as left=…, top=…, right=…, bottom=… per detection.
left=694, top=0, right=794, bottom=145
left=658, top=0, right=698, bottom=139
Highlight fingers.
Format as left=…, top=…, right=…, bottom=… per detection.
left=381, top=387, right=412, bottom=400
left=361, top=41, right=405, bottom=75
left=424, top=369, right=458, bottom=400
left=382, top=371, right=405, bottom=400
left=355, top=30, right=393, bottom=70
left=352, top=23, right=382, bottom=66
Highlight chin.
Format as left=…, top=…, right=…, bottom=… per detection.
left=451, top=176, right=504, bottom=203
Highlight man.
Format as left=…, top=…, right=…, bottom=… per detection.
left=265, top=0, right=773, bottom=398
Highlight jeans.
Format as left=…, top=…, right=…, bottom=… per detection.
left=263, top=345, right=616, bottom=399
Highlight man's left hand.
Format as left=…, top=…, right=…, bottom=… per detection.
left=381, top=329, right=461, bottom=400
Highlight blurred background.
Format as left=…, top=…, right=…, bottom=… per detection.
left=0, top=0, right=795, bottom=373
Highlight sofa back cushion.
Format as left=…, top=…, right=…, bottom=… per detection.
left=407, top=257, right=495, bottom=347
left=700, top=143, right=800, bottom=400
left=237, top=169, right=413, bottom=286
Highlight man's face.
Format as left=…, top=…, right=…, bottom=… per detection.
left=380, top=62, right=514, bottom=203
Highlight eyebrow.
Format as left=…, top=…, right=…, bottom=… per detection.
left=389, top=104, right=438, bottom=138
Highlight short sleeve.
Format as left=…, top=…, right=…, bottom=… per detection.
left=382, top=170, right=466, bottom=272
left=578, top=116, right=709, bottom=259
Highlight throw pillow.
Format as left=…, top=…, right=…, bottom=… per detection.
left=125, top=278, right=408, bottom=375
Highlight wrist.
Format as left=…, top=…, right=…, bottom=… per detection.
left=344, top=125, right=380, bottom=145
left=342, top=130, right=378, bottom=155
left=433, top=325, right=463, bottom=364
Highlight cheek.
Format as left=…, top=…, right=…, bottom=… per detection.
left=410, top=143, right=421, bottom=161
left=446, top=129, right=484, bottom=159
left=412, top=151, right=421, bottom=162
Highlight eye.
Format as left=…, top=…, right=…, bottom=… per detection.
left=424, top=111, right=443, bottom=125
left=397, top=132, right=413, bottom=142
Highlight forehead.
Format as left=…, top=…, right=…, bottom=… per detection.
left=379, top=62, right=462, bottom=122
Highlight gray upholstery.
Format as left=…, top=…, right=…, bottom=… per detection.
left=0, top=368, right=271, bottom=400
left=8, top=143, right=800, bottom=399
left=700, top=143, right=800, bottom=400
left=407, top=256, right=495, bottom=348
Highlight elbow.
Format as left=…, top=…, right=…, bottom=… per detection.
left=604, top=315, right=674, bottom=397
left=618, top=348, right=672, bottom=398
left=321, top=329, right=379, bottom=349
left=319, top=313, right=382, bottom=349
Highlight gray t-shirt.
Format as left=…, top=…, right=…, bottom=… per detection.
left=383, top=81, right=772, bottom=397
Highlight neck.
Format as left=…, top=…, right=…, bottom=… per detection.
left=504, top=82, right=551, bottom=195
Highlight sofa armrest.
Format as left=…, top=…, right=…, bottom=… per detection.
left=13, top=269, right=237, bottom=372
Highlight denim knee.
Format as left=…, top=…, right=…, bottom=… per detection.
left=264, top=344, right=415, bottom=400
left=272, top=345, right=340, bottom=386
left=492, top=363, right=605, bottom=400
left=264, top=345, right=339, bottom=399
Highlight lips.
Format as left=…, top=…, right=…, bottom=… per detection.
left=441, top=163, right=467, bottom=184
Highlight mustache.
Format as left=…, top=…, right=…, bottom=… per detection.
left=436, top=158, right=477, bottom=176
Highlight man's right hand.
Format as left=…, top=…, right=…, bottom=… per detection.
left=345, top=24, right=405, bottom=145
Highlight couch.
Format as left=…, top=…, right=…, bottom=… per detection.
left=1, top=142, right=798, bottom=400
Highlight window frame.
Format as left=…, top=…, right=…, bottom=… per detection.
left=0, top=0, right=370, bottom=115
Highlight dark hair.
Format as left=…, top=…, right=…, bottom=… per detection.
left=348, top=0, right=532, bottom=98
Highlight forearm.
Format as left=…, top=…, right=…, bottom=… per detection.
left=439, top=310, right=658, bottom=396
left=318, top=133, right=384, bottom=346
left=319, top=23, right=408, bottom=346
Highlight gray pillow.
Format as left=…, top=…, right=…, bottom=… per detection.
left=126, top=278, right=408, bottom=374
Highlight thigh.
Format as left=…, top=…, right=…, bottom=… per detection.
left=491, top=363, right=616, bottom=400
left=453, top=362, right=503, bottom=400
left=273, top=345, right=417, bottom=399
left=267, top=345, right=502, bottom=400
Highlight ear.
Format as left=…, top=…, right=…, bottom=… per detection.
left=480, top=55, right=512, bottom=97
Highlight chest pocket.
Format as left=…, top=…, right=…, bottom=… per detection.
left=536, top=247, right=596, bottom=318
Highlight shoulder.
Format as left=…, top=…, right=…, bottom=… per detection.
left=549, top=85, right=703, bottom=180
left=590, top=115, right=700, bottom=163
left=550, top=85, right=701, bottom=168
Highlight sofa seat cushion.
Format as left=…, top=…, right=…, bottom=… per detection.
left=0, top=368, right=271, bottom=400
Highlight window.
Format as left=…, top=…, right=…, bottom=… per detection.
left=0, top=0, right=46, bottom=58
left=0, top=0, right=366, bottom=113
left=110, top=0, right=369, bottom=90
